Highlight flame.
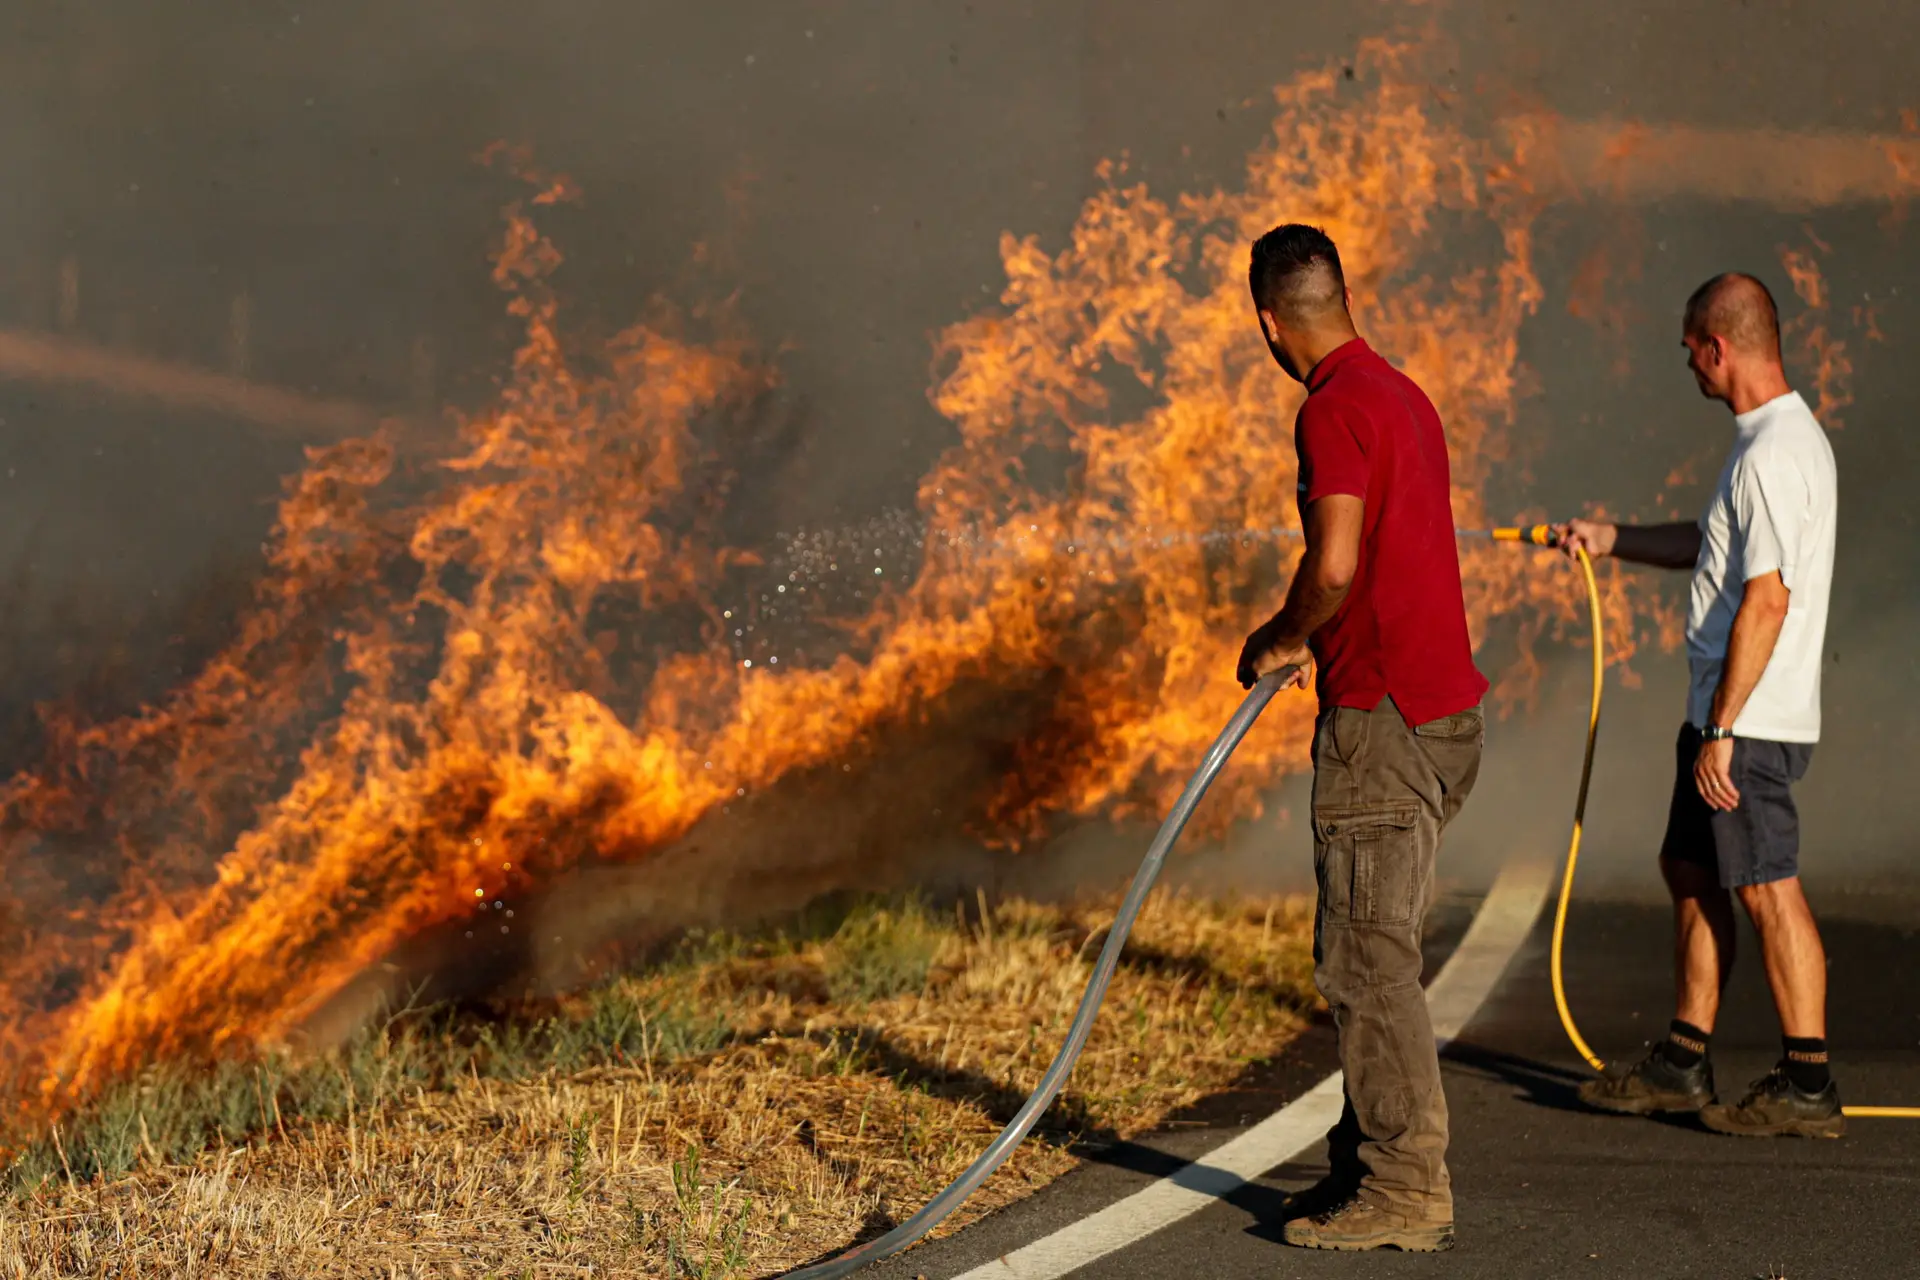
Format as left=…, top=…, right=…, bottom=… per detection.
left=1520, top=115, right=1920, bottom=208
left=0, top=45, right=1646, bottom=1124
left=1564, top=219, right=1645, bottom=379
left=1778, top=236, right=1854, bottom=428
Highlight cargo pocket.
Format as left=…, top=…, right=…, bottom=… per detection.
left=1413, top=706, right=1484, bottom=743
left=1313, top=803, right=1421, bottom=927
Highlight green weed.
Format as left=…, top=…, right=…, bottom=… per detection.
left=661, top=1142, right=751, bottom=1278
left=822, top=897, right=941, bottom=1004
left=567, top=1111, right=593, bottom=1206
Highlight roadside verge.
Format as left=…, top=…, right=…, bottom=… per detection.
left=924, top=857, right=1556, bottom=1280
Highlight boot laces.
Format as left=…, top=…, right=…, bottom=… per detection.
left=1740, top=1064, right=1792, bottom=1104
left=1312, top=1195, right=1366, bottom=1226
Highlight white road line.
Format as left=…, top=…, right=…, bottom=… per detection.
left=949, top=857, right=1556, bottom=1280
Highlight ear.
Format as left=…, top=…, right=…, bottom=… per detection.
left=1343, top=285, right=1354, bottom=313
left=1257, top=309, right=1281, bottom=344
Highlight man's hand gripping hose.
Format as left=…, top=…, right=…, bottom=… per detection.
left=777, top=666, right=1298, bottom=1280
left=1495, top=524, right=1920, bottom=1120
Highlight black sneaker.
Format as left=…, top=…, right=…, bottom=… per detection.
left=1700, top=1065, right=1846, bottom=1138
left=1578, top=1044, right=1715, bottom=1115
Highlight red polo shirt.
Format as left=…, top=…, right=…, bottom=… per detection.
left=1295, top=338, right=1488, bottom=725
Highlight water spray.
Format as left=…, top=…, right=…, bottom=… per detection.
left=783, top=522, right=1917, bottom=1280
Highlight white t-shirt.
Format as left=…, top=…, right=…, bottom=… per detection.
left=1686, top=390, right=1837, bottom=743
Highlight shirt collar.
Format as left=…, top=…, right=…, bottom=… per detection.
left=1734, top=389, right=1806, bottom=440
left=1305, top=337, right=1371, bottom=392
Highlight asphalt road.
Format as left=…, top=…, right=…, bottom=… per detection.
left=869, top=890, right=1920, bottom=1280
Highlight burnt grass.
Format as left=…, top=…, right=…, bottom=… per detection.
left=1, top=890, right=1319, bottom=1278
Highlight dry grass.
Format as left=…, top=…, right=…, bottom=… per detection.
left=2, top=890, right=1316, bottom=1278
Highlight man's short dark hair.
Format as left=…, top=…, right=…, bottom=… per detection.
left=1249, top=224, right=1347, bottom=325
left=1684, top=272, right=1781, bottom=358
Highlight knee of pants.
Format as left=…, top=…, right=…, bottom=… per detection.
left=1315, top=933, right=1428, bottom=1011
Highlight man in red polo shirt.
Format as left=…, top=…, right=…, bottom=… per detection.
left=1238, top=223, right=1489, bottom=1254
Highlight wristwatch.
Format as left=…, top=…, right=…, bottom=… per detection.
left=1701, top=723, right=1734, bottom=742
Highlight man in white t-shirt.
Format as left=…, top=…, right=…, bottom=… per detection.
left=1557, top=272, right=1843, bottom=1137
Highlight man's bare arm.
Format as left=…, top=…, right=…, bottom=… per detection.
left=1266, top=495, right=1363, bottom=647
left=1557, top=518, right=1703, bottom=570
left=1236, top=494, right=1362, bottom=687
left=1708, top=570, right=1791, bottom=730
left=1694, top=570, right=1792, bottom=810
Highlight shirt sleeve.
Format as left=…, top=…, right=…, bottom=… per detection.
left=1731, top=444, right=1808, bottom=588
left=1295, top=397, right=1370, bottom=505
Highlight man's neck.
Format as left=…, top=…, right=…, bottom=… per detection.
left=1298, top=327, right=1360, bottom=381
left=1725, top=364, right=1793, bottom=417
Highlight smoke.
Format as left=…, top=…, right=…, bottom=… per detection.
left=0, top=35, right=1609, bottom=1111
left=2, top=2, right=1920, bottom=1118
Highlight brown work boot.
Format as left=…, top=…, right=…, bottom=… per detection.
left=1700, top=1064, right=1846, bottom=1138
left=1282, top=1196, right=1455, bottom=1253
left=1578, top=1044, right=1715, bottom=1115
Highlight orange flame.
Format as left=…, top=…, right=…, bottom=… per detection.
left=0, top=45, right=1652, bottom=1121
left=1778, top=236, right=1854, bottom=428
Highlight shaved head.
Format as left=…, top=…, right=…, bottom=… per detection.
left=1684, top=272, right=1781, bottom=359
left=1249, top=224, right=1350, bottom=328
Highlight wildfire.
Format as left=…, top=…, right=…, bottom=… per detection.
left=1778, top=236, right=1857, bottom=429
left=0, top=43, right=1644, bottom=1125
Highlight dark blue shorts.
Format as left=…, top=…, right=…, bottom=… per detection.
left=1659, top=723, right=1814, bottom=889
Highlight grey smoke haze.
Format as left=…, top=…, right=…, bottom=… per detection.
left=1, top=0, right=1917, bottom=941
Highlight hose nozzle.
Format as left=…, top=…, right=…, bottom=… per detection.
left=1492, top=524, right=1558, bottom=547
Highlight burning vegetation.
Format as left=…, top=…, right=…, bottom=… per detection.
left=0, top=890, right=1321, bottom=1275
left=1, top=45, right=1648, bottom=1152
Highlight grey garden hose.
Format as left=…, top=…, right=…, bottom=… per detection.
left=780, top=667, right=1296, bottom=1279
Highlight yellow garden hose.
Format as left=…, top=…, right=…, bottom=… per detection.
left=1493, top=524, right=1920, bottom=1120
left=1492, top=526, right=1608, bottom=1071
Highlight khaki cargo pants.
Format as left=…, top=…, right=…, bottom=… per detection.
left=1310, top=695, right=1483, bottom=1217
